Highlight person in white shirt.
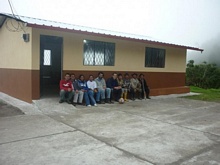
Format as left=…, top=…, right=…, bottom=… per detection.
left=87, top=75, right=99, bottom=106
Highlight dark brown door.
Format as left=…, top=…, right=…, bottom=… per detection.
left=40, top=35, right=63, bottom=96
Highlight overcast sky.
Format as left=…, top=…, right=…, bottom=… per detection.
left=1, top=0, right=220, bottom=63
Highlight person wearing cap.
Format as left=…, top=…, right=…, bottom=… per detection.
left=130, top=73, right=142, bottom=100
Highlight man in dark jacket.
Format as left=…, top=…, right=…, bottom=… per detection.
left=139, top=74, right=150, bottom=99
left=70, top=74, right=84, bottom=106
left=106, top=73, right=122, bottom=102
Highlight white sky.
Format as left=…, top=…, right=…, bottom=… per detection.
left=1, top=0, right=220, bottom=50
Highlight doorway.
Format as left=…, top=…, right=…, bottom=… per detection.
left=40, top=35, right=63, bottom=97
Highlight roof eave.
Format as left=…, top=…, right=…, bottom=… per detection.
left=27, top=22, right=203, bottom=52
left=0, top=13, right=24, bottom=23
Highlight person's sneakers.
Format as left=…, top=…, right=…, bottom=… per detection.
left=147, top=97, right=151, bottom=99
left=87, top=105, right=91, bottom=107
left=59, top=100, right=64, bottom=103
left=72, top=102, right=76, bottom=106
left=96, top=101, right=101, bottom=104
left=94, top=104, right=97, bottom=106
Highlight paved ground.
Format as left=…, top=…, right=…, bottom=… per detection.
left=0, top=92, right=220, bottom=165
left=0, top=100, right=24, bottom=117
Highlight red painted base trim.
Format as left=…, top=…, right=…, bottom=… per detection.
left=0, top=68, right=40, bottom=103
left=0, top=68, right=188, bottom=103
left=63, top=70, right=187, bottom=89
left=150, top=86, right=190, bottom=96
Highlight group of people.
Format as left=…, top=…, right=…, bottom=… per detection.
left=59, top=72, right=150, bottom=107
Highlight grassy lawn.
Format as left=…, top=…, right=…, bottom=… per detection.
left=184, top=86, right=220, bottom=102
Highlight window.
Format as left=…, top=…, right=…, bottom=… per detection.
left=43, top=49, right=51, bottom=66
left=83, top=40, right=115, bottom=66
left=145, top=47, right=165, bottom=68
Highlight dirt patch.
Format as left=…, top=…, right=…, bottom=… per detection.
left=0, top=100, right=25, bottom=117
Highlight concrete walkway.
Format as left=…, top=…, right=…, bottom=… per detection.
left=0, top=92, right=220, bottom=165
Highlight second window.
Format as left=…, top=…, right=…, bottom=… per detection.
left=83, top=40, right=115, bottom=66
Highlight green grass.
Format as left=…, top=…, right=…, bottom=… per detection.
left=184, top=86, right=220, bottom=102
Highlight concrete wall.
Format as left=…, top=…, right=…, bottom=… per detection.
left=0, top=18, right=35, bottom=102
left=0, top=19, right=32, bottom=69
left=32, top=28, right=187, bottom=73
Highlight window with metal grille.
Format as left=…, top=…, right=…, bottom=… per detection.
left=83, top=40, right=115, bottom=66
left=43, top=49, right=51, bottom=66
left=145, top=47, right=165, bottom=68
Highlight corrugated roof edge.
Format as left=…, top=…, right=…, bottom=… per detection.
left=0, top=13, right=203, bottom=52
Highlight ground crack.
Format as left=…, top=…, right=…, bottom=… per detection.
left=48, top=116, right=156, bottom=165
left=121, top=110, right=220, bottom=139
left=167, top=143, right=220, bottom=165
left=0, top=130, right=77, bottom=146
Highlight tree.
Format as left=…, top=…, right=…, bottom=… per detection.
left=186, top=60, right=220, bottom=89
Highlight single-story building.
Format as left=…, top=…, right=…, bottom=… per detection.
left=0, top=13, right=203, bottom=103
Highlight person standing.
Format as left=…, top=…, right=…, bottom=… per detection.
left=94, top=72, right=111, bottom=104
left=130, top=73, right=142, bottom=100
left=106, top=73, right=122, bottom=102
left=139, top=74, right=151, bottom=99
left=59, top=73, right=74, bottom=104
left=70, top=74, right=84, bottom=106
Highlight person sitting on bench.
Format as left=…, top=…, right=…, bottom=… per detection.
left=106, top=73, right=122, bottom=102
left=59, top=73, right=74, bottom=104
left=130, top=73, right=142, bottom=100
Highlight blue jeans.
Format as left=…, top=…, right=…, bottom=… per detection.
left=96, top=88, right=111, bottom=101
left=84, top=90, right=96, bottom=106
left=94, top=90, right=101, bottom=102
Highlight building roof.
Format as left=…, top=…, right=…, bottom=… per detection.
left=0, top=13, right=203, bottom=52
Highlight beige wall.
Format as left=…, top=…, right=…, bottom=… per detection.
left=0, top=19, right=32, bottom=69
left=0, top=21, right=187, bottom=72
left=31, top=27, right=40, bottom=70
left=165, top=48, right=186, bottom=72
left=31, top=28, right=187, bottom=72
